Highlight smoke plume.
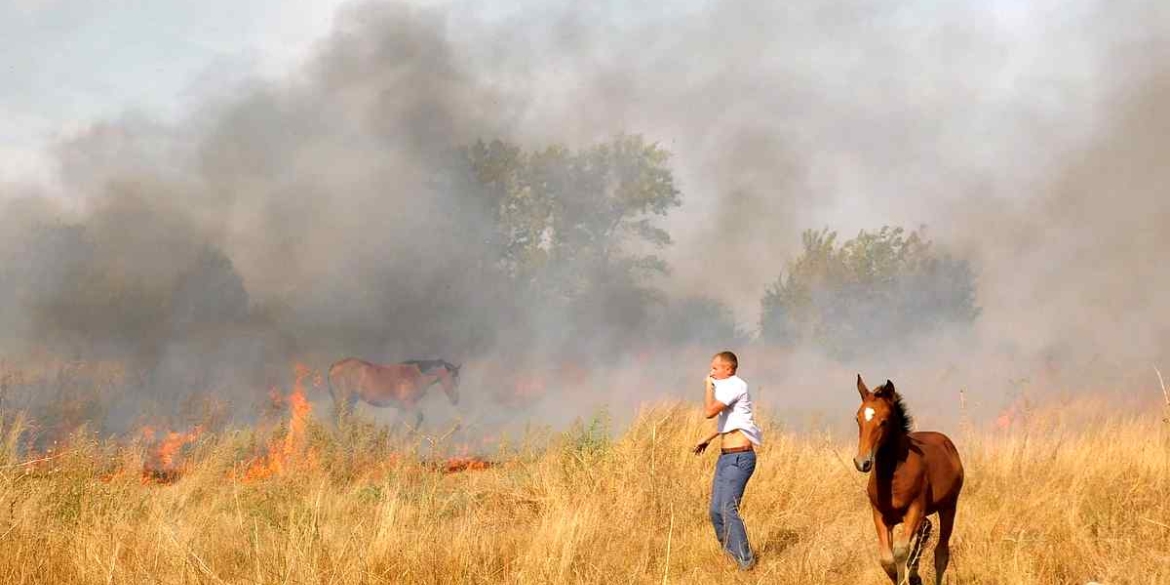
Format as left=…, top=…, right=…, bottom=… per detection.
left=1, top=0, right=1168, bottom=436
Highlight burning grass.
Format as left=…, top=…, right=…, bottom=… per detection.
left=436, top=455, right=495, bottom=474
left=0, top=399, right=1166, bottom=584
left=139, top=425, right=202, bottom=485
left=240, top=363, right=317, bottom=482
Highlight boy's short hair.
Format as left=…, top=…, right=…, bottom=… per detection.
left=714, top=351, right=738, bottom=372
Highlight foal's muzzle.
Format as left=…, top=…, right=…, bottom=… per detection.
left=853, top=454, right=873, bottom=473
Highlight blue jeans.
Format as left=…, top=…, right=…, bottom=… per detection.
left=710, top=450, right=756, bottom=567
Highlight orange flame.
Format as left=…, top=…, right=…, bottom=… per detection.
left=995, top=410, right=1013, bottom=431
left=512, top=372, right=546, bottom=399
left=140, top=425, right=203, bottom=485
left=156, top=428, right=203, bottom=469
left=996, top=395, right=1031, bottom=431
left=242, top=363, right=318, bottom=481
left=441, top=456, right=494, bottom=474
left=439, top=436, right=498, bottom=474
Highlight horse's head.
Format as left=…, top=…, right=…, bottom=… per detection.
left=853, top=374, right=905, bottom=473
left=437, top=362, right=462, bottom=405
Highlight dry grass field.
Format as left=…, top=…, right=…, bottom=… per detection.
left=0, top=386, right=1167, bottom=585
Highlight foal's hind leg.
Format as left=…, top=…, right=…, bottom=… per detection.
left=895, top=502, right=926, bottom=585
left=907, top=518, right=932, bottom=585
left=933, top=505, right=956, bottom=585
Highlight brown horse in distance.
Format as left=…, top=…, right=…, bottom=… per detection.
left=328, top=358, right=461, bottom=429
left=854, top=375, right=963, bottom=585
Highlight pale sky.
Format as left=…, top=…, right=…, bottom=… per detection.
left=0, top=0, right=707, bottom=192
left=0, top=0, right=351, bottom=187
left=0, top=0, right=1056, bottom=193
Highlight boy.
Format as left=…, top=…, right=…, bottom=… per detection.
left=693, top=350, right=761, bottom=570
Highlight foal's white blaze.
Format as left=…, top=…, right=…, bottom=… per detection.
left=864, top=407, right=875, bottom=422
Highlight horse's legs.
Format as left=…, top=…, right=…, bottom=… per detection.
left=933, top=504, right=956, bottom=585
left=908, top=517, right=932, bottom=585
left=895, top=502, right=925, bottom=585
left=872, top=509, right=897, bottom=583
left=330, top=382, right=357, bottom=426
left=412, top=409, right=424, bottom=432
left=346, top=395, right=360, bottom=422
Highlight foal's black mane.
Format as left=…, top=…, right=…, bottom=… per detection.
left=402, top=359, right=459, bottom=375
left=880, top=382, right=914, bottom=435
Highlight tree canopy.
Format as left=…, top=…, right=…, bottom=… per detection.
left=760, top=226, right=978, bottom=358
left=463, top=134, right=680, bottom=289
left=461, top=135, right=682, bottom=356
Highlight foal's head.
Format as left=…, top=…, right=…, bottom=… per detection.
left=853, top=374, right=912, bottom=473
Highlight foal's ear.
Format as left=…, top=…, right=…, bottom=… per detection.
left=856, top=374, right=870, bottom=399
left=874, top=380, right=897, bottom=398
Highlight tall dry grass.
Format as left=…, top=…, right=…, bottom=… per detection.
left=0, top=401, right=1166, bottom=585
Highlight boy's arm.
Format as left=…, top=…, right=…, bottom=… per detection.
left=694, top=377, right=728, bottom=454
left=703, top=376, right=728, bottom=419
left=692, top=429, right=721, bottom=454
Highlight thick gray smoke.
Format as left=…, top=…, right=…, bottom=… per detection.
left=1, top=0, right=1167, bottom=437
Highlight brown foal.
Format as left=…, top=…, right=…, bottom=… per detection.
left=854, top=375, right=963, bottom=585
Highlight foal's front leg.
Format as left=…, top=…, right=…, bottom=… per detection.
left=872, top=509, right=897, bottom=583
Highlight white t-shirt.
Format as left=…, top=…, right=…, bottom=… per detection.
left=712, top=375, right=762, bottom=445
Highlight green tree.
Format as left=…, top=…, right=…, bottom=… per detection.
left=760, top=226, right=978, bottom=358
left=463, top=135, right=682, bottom=354
left=464, top=134, right=680, bottom=290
